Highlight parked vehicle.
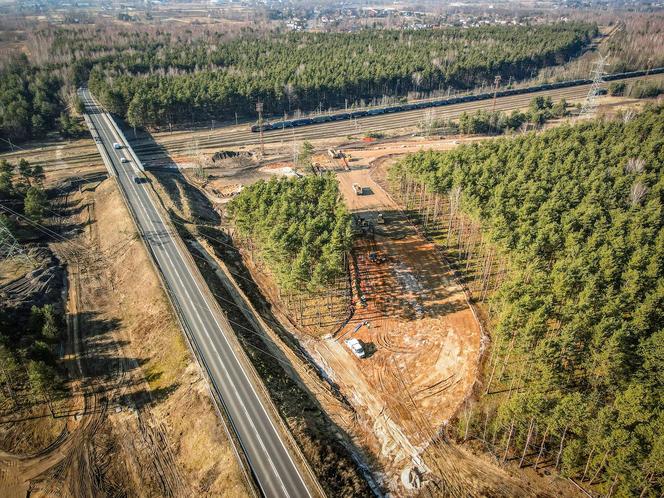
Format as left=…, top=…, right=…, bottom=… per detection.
left=345, top=338, right=366, bottom=358
left=352, top=183, right=363, bottom=195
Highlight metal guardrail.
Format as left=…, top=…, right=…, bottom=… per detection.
left=80, top=96, right=261, bottom=498
left=82, top=92, right=325, bottom=498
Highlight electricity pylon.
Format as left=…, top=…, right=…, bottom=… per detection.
left=0, top=223, right=36, bottom=267
left=578, top=54, right=610, bottom=120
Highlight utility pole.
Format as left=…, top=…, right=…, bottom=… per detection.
left=492, top=75, right=502, bottom=112
left=578, top=54, right=610, bottom=120
left=255, top=101, right=265, bottom=157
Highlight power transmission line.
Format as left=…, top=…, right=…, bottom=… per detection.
left=0, top=223, right=37, bottom=268
left=578, top=54, right=610, bottom=120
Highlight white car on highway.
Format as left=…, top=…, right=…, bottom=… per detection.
left=345, top=338, right=366, bottom=358
left=113, top=142, right=122, bottom=149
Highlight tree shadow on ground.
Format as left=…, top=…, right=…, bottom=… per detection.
left=110, top=117, right=382, bottom=495
left=194, top=226, right=381, bottom=495
left=119, top=121, right=220, bottom=224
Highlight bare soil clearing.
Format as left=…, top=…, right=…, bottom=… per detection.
left=0, top=178, right=247, bottom=497
left=152, top=124, right=593, bottom=496
left=292, top=163, right=493, bottom=493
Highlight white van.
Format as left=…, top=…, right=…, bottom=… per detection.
left=345, top=338, right=366, bottom=358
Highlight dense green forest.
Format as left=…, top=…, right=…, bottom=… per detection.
left=391, top=105, right=663, bottom=496
left=21, top=21, right=594, bottom=130
left=0, top=54, right=85, bottom=147
left=84, top=23, right=593, bottom=128
left=0, top=55, right=64, bottom=144
left=226, top=174, right=351, bottom=292
left=1, top=22, right=595, bottom=142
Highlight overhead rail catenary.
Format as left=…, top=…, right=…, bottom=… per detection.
left=250, top=67, right=664, bottom=132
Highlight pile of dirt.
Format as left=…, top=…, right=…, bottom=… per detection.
left=211, top=150, right=253, bottom=162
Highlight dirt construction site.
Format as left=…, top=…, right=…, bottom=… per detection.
left=291, top=159, right=480, bottom=489
left=0, top=175, right=247, bottom=497
left=194, top=132, right=584, bottom=495
left=3, top=93, right=649, bottom=497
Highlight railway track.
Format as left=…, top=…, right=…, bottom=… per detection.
left=130, top=72, right=664, bottom=159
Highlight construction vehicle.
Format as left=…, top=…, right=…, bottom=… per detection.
left=352, top=183, right=363, bottom=195
left=345, top=338, right=366, bottom=358
left=328, top=149, right=350, bottom=170
left=369, top=251, right=386, bottom=264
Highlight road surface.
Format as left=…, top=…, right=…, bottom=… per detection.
left=78, top=88, right=314, bottom=498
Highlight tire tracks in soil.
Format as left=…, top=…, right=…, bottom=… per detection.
left=0, top=187, right=188, bottom=497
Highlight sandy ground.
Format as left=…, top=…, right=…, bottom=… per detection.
left=0, top=178, right=248, bottom=497
left=291, top=163, right=484, bottom=493
left=0, top=93, right=652, bottom=497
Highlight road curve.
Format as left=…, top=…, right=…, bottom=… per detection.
left=78, top=88, right=314, bottom=498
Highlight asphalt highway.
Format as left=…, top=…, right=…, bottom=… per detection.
left=79, top=88, right=313, bottom=498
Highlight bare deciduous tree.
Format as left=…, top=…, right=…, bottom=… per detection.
left=629, top=181, right=648, bottom=205
left=625, top=157, right=645, bottom=174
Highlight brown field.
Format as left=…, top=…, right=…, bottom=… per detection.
left=1, top=91, right=655, bottom=497
left=0, top=175, right=247, bottom=497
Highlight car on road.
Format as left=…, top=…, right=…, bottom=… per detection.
left=120, top=157, right=130, bottom=163
left=113, top=142, right=122, bottom=149
left=133, top=175, right=144, bottom=184
left=345, top=338, right=366, bottom=358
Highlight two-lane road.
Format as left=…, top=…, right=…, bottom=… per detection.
left=79, top=88, right=314, bottom=498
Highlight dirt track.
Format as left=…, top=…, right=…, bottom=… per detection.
left=0, top=179, right=247, bottom=497
left=285, top=162, right=492, bottom=493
